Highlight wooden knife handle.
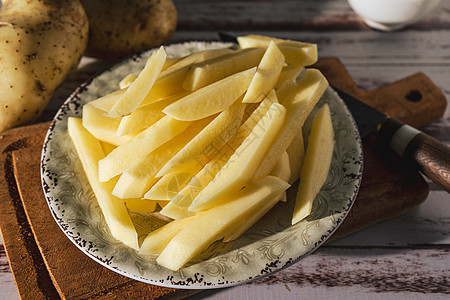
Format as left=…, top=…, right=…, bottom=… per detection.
left=378, top=118, right=450, bottom=192
left=403, top=133, right=450, bottom=192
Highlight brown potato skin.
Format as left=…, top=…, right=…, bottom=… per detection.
left=81, top=0, right=177, bottom=61
left=0, top=0, right=89, bottom=131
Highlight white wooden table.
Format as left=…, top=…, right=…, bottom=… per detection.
left=1, top=0, right=449, bottom=299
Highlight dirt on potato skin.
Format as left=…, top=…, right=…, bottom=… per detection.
left=81, top=0, right=178, bottom=61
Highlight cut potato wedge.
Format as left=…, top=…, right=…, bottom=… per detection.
left=156, top=176, right=290, bottom=271
left=161, top=48, right=233, bottom=76
left=98, top=115, right=192, bottom=182
left=160, top=94, right=278, bottom=219
left=275, top=79, right=297, bottom=101
left=116, top=92, right=186, bottom=136
left=157, top=100, right=246, bottom=176
left=183, top=47, right=265, bottom=91
left=82, top=104, right=136, bottom=146
left=88, top=88, right=126, bottom=112
left=286, top=130, right=305, bottom=184
left=112, top=171, right=159, bottom=199
left=140, top=215, right=198, bottom=256
left=142, top=67, right=190, bottom=104
left=292, top=104, right=334, bottom=225
left=253, top=68, right=328, bottom=180
left=275, top=65, right=303, bottom=89
left=144, top=167, right=198, bottom=200
left=111, top=116, right=213, bottom=199
left=100, top=141, right=117, bottom=156
left=124, top=198, right=158, bottom=214
left=159, top=200, right=197, bottom=220
left=162, top=57, right=182, bottom=71
left=119, top=74, right=137, bottom=89
left=223, top=190, right=285, bottom=242
left=140, top=50, right=234, bottom=105
left=270, top=151, right=291, bottom=183
left=269, top=151, right=291, bottom=202
left=237, top=34, right=318, bottom=66
left=67, top=117, right=138, bottom=250
left=189, top=102, right=286, bottom=212
left=242, top=41, right=285, bottom=103
left=107, top=46, right=167, bottom=117
left=163, top=67, right=256, bottom=121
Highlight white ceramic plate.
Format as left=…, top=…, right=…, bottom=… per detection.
left=41, top=41, right=363, bottom=289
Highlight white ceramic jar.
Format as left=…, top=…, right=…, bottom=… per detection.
left=347, top=0, right=441, bottom=31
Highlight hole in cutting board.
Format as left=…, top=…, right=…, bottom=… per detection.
left=405, top=90, right=422, bottom=102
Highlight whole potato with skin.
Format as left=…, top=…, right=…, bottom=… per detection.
left=0, top=0, right=89, bottom=132
left=81, top=0, right=177, bottom=61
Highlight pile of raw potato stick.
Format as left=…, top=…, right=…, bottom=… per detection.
left=68, top=34, right=334, bottom=271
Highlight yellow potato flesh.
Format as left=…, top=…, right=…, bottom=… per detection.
left=161, top=57, right=182, bottom=71
left=88, top=88, right=126, bottom=112
left=189, top=102, right=287, bottom=212
left=144, top=168, right=199, bottom=200
left=82, top=104, right=136, bottom=146
left=183, top=48, right=265, bottom=91
left=161, top=48, right=233, bottom=76
left=112, top=171, right=158, bottom=199
left=222, top=191, right=284, bottom=242
left=140, top=215, right=198, bottom=255
left=286, top=130, right=305, bottom=184
left=156, top=176, right=290, bottom=271
left=100, top=141, right=117, bottom=156
left=159, top=201, right=196, bottom=220
left=119, top=74, right=137, bottom=89
left=142, top=67, right=190, bottom=104
left=107, top=46, right=167, bottom=117
left=292, top=104, right=334, bottom=225
left=116, top=92, right=185, bottom=136
left=140, top=49, right=233, bottom=105
left=157, top=100, right=246, bottom=176
left=253, top=68, right=329, bottom=180
left=269, top=151, right=291, bottom=202
left=163, top=67, right=256, bottom=121
left=124, top=198, right=157, bottom=214
left=111, top=117, right=213, bottom=199
left=161, top=94, right=279, bottom=219
left=275, top=65, right=304, bottom=89
left=275, top=79, right=297, bottom=101
left=276, top=43, right=318, bottom=66
left=242, top=42, right=285, bottom=103
left=237, top=34, right=318, bottom=66
left=98, top=115, right=192, bottom=182
left=67, top=117, right=138, bottom=250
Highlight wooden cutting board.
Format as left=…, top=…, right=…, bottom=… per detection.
left=0, top=57, right=446, bottom=300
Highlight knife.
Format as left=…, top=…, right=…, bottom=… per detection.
left=333, top=87, right=450, bottom=192
left=217, top=32, right=450, bottom=192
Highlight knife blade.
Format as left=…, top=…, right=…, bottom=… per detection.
left=333, top=86, right=450, bottom=192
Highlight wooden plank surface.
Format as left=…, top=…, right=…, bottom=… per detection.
left=172, top=0, right=450, bottom=30
left=1, top=0, right=449, bottom=299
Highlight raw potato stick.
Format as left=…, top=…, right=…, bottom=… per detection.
left=156, top=176, right=290, bottom=271
left=107, top=46, right=167, bottom=117
left=68, top=117, right=139, bottom=249
left=292, top=104, right=334, bottom=225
